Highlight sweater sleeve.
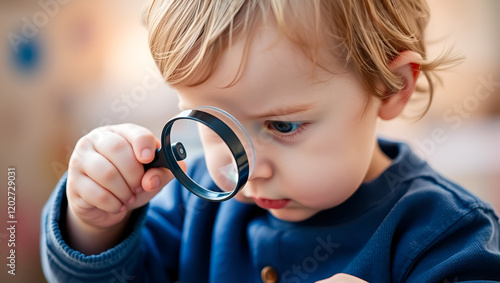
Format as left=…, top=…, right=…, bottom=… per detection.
left=404, top=205, right=500, bottom=282
left=391, top=177, right=500, bottom=283
left=40, top=172, right=187, bottom=283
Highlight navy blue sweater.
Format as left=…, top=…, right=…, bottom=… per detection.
left=41, top=140, right=500, bottom=282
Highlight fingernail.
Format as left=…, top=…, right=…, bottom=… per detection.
left=141, top=148, right=153, bottom=160
left=150, top=176, right=160, bottom=190
left=127, top=195, right=136, bottom=205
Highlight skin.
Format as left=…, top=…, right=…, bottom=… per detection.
left=64, top=22, right=420, bottom=281
left=317, top=273, right=369, bottom=283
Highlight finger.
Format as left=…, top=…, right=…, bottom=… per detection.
left=69, top=134, right=99, bottom=170
left=107, top=124, right=161, bottom=164
left=68, top=174, right=125, bottom=214
left=137, top=161, right=185, bottom=194
left=178, top=160, right=187, bottom=174
left=141, top=167, right=176, bottom=192
left=315, top=274, right=368, bottom=283
left=93, top=131, right=144, bottom=193
left=82, top=151, right=135, bottom=205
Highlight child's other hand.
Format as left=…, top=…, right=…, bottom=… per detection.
left=316, top=273, right=368, bottom=283
left=64, top=124, right=177, bottom=254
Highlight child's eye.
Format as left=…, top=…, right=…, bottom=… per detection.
left=268, top=121, right=301, bottom=133
left=266, top=121, right=309, bottom=140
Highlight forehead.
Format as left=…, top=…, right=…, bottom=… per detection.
left=175, top=23, right=349, bottom=114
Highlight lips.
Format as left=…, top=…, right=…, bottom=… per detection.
left=252, top=198, right=290, bottom=209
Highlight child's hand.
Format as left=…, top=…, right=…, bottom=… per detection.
left=316, top=273, right=368, bottom=283
left=64, top=124, right=177, bottom=254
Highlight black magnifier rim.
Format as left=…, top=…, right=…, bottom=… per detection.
left=161, top=109, right=250, bottom=202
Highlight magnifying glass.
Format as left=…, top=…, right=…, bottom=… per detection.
left=143, top=106, right=255, bottom=202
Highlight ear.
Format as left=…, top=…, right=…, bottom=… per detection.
left=378, top=51, right=422, bottom=120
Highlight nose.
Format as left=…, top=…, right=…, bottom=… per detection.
left=248, top=158, right=273, bottom=181
left=241, top=155, right=273, bottom=199
left=247, top=138, right=274, bottom=182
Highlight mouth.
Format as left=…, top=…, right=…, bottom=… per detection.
left=252, top=198, right=290, bottom=209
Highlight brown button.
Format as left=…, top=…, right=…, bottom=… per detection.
left=260, top=266, right=278, bottom=283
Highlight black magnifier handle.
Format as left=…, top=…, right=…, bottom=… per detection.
left=143, top=142, right=187, bottom=171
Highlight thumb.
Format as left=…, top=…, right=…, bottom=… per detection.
left=142, top=168, right=174, bottom=192
left=128, top=168, right=176, bottom=210
left=141, top=160, right=188, bottom=192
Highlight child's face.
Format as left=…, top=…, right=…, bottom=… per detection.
left=174, top=25, right=386, bottom=222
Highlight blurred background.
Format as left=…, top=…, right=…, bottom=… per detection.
left=0, top=0, right=499, bottom=282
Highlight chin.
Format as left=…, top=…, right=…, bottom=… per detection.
left=268, top=208, right=319, bottom=222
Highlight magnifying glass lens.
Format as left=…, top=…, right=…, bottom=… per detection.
left=169, top=119, right=239, bottom=192
left=145, top=106, right=255, bottom=201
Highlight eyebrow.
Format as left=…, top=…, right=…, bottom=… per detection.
left=256, top=103, right=315, bottom=118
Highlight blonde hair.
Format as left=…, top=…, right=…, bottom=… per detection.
left=147, top=0, right=458, bottom=113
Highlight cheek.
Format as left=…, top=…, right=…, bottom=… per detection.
left=201, top=133, right=239, bottom=192
left=279, top=125, right=376, bottom=208
left=204, top=148, right=238, bottom=192
left=283, top=154, right=366, bottom=208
